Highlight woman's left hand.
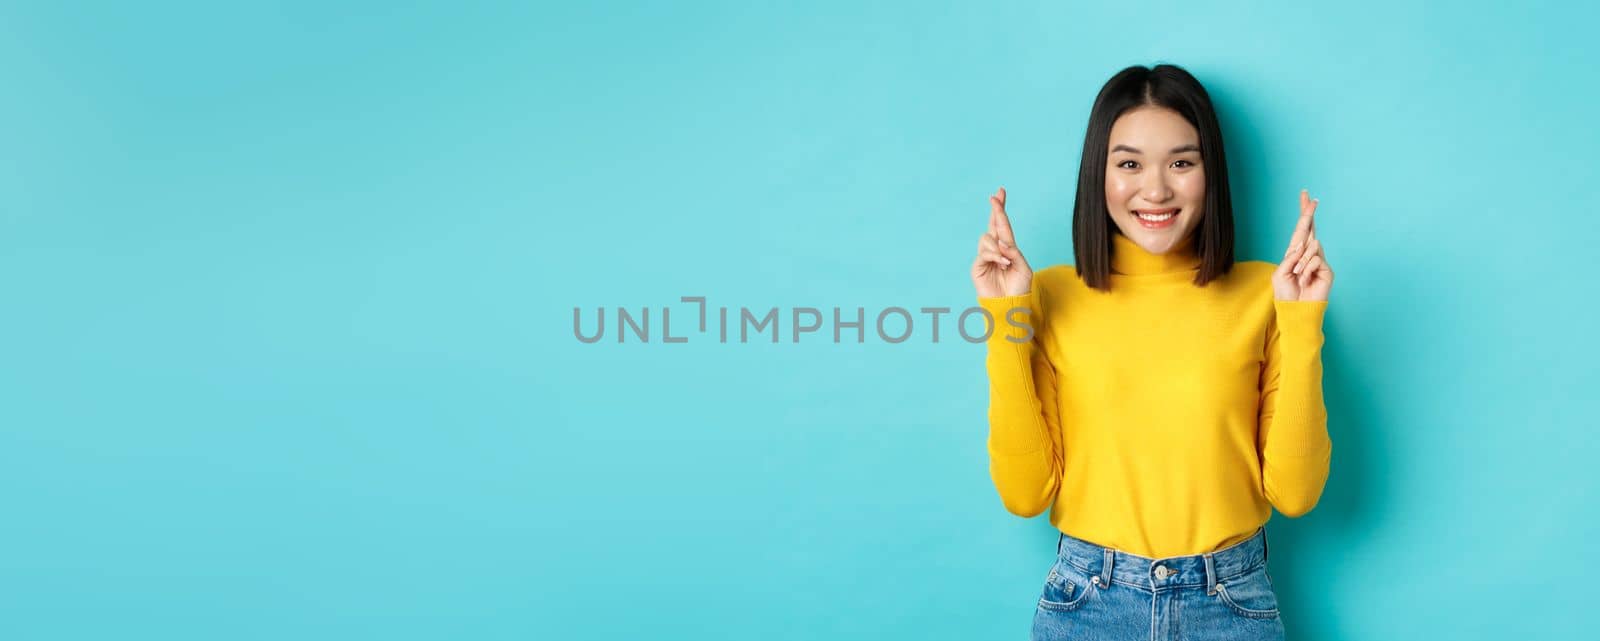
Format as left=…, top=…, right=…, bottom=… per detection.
left=1272, top=189, right=1334, bottom=302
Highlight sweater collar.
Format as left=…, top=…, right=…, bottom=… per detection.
left=1110, top=231, right=1201, bottom=275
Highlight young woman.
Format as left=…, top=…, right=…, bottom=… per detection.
left=970, top=64, right=1334, bottom=641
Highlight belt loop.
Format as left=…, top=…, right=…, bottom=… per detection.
left=1057, top=532, right=1064, bottom=558
left=1098, top=547, right=1114, bottom=588
left=1261, top=526, right=1269, bottom=563
left=1203, top=552, right=1217, bottom=596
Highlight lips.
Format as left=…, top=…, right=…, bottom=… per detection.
left=1133, top=207, right=1179, bottom=228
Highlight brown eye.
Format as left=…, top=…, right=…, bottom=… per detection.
left=1117, top=160, right=1139, bottom=170
left=1172, top=160, right=1195, bottom=169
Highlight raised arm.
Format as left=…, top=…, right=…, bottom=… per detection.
left=1260, top=189, right=1336, bottom=517
left=972, top=187, right=1063, bottom=517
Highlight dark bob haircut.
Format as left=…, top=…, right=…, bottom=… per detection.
left=1072, top=64, right=1235, bottom=291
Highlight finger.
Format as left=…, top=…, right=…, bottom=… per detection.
left=1294, top=236, right=1321, bottom=275
left=989, top=196, right=1000, bottom=236
left=1288, top=189, right=1316, bottom=250
left=972, top=254, right=1000, bottom=278
left=979, top=248, right=1012, bottom=268
left=1299, top=254, right=1324, bottom=287
left=979, top=233, right=998, bottom=253
left=1298, top=255, right=1322, bottom=289
left=1277, top=238, right=1306, bottom=278
left=1307, top=201, right=1319, bottom=250
left=990, top=187, right=1009, bottom=234
left=1293, top=234, right=1319, bottom=274
left=994, top=198, right=1016, bottom=245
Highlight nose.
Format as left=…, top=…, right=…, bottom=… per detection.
left=1140, top=167, right=1173, bottom=203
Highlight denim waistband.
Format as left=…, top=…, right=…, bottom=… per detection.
left=1054, top=526, right=1269, bottom=594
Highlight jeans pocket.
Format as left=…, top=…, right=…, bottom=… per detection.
left=1213, top=566, right=1280, bottom=619
left=1037, top=564, right=1093, bottom=612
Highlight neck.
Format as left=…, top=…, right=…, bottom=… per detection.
left=1110, top=231, right=1201, bottom=275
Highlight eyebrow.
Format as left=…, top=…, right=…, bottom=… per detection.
left=1110, top=144, right=1201, bottom=154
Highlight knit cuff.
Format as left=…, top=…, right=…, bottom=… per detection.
left=977, top=293, right=1037, bottom=348
left=1273, top=299, right=1328, bottom=347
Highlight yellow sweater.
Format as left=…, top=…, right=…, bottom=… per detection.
left=978, top=230, right=1331, bottom=558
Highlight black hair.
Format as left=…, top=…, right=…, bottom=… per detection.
left=1072, top=64, right=1235, bottom=291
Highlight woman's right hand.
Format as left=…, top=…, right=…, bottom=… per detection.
left=971, top=186, right=1034, bottom=298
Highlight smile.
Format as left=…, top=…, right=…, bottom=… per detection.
left=1133, top=208, right=1179, bottom=227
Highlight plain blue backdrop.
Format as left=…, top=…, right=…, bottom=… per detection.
left=2, top=1, right=1595, bottom=639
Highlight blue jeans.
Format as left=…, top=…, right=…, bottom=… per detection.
left=1032, top=526, right=1286, bottom=641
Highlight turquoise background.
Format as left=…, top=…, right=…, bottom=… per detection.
left=2, top=1, right=1594, bottom=639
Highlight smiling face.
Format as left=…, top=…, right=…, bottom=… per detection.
left=1104, top=105, right=1206, bottom=254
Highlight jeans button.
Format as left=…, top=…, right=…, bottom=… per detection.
left=1154, top=565, right=1170, bottom=580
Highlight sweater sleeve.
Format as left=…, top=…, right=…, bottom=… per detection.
left=1258, top=299, right=1333, bottom=517
left=977, top=287, right=1064, bottom=518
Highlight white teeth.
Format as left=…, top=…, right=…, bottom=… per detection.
left=1137, top=212, right=1176, bottom=221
